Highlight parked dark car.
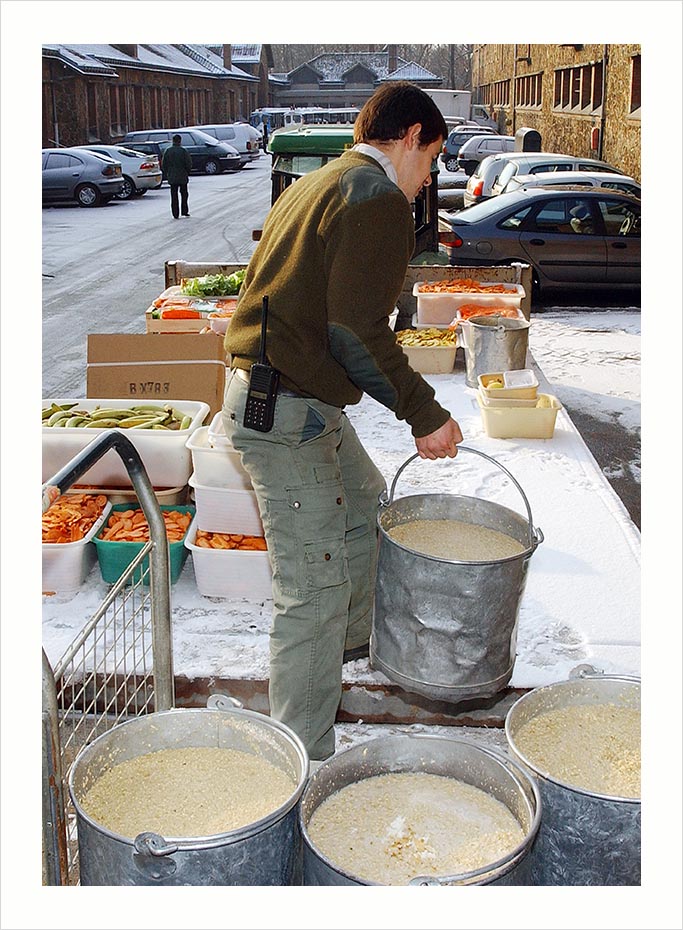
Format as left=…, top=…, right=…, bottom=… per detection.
left=42, top=148, right=124, bottom=207
left=122, top=129, right=242, bottom=174
left=440, top=126, right=497, bottom=172
left=438, top=187, right=640, bottom=295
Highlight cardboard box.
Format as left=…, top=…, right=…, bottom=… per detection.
left=87, top=333, right=229, bottom=418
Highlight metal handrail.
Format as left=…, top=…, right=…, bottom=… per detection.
left=41, top=430, right=176, bottom=884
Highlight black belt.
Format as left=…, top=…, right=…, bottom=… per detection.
left=232, top=366, right=308, bottom=398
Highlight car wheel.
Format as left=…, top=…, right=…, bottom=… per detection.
left=204, top=159, right=221, bottom=175
left=445, top=157, right=459, bottom=172
left=461, top=161, right=477, bottom=176
left=116, top=176, right=136, bottom=200
left=133, top=189, right=146, bottom=197
left=76, top=184, right=102, bottom=207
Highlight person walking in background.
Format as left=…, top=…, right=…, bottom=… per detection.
left=162, top=134, right=192, bottom=219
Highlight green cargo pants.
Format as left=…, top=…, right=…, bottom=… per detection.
left=222, top=370, right=386, bottom=760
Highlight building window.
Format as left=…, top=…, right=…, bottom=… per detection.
left=516, top=72, right=542, bottom=108
left=553, top=61, right=604, bottom=114
left=109, top=84, right=126, bottom=137
left=630, top=54, right=641, bottom=116
left=481, top=79, right=510, bottom=108
left=87, top=83, right=99, bottom=141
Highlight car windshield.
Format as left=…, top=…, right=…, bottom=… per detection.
left=449, top=191, right=527, bottom=223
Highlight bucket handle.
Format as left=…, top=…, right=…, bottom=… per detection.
left=380, top=448, right=543, bottom=550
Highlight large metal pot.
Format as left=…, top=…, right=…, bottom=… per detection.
left=371, top=449, right=543, bottom=702
left=69, top=695, right=309, bottom=885
left=464, top=315, right=530, bottom=388
left=299, top=734, right=541, bottom=885
left=505, top=671, right=640, bottom=885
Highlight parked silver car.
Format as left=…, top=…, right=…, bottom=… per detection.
left=440, top=125, right=497, bottom=172
left=502, top=170, right=641, bottom=199
left=74, top=145, right=162, bottom=199
left=438, top=187, right=640, bottom=295
left=42, top=148, right=123, bottom=207
left=490, top=152, right=623, bottom=198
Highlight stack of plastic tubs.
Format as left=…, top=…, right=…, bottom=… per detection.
left=185, top=413, right=271, bottom=598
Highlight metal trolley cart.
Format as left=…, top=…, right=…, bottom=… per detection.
left=41, top=431, right=175, bottom=885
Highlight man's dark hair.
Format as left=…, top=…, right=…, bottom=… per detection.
left=172, top=133, right=182, bottom=144
left=354, top=82, right=448, bottom=147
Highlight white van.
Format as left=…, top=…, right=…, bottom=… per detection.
left=189, top=123, right=262, bottom=164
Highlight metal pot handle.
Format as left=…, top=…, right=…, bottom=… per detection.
left=380, top=448, right=543, bottom=550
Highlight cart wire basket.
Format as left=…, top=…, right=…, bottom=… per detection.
left=41, top=431, right=175, bottom=885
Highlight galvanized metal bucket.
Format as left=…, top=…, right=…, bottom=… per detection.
left=464, top=315, right=530, bottom=388
left=69, top=695, right=309, bottom=885
left=299, top=734, right=542, bottom=885
left=505, top=670, right=641, bottom=885
left=371, top=448, right=543, bottom=703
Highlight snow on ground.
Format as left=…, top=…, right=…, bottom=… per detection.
left=528, top=309, right=641, bottom=432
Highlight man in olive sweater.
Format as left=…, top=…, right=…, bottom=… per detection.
left=223, top=83, right=463, bottom=761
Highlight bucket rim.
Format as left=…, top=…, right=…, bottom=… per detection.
left=68, top=706, right=309, bottom=849
left=299, top=733, right=542, bottom=886
left=377, top=492, right=538, bottom=565
left=505, top=676, right=641, bottom=804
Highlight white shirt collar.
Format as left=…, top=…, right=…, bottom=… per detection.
left=352, top=143, right=398, bottom=186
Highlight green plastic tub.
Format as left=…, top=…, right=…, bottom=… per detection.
left=93, top=504, right=195, bottom=585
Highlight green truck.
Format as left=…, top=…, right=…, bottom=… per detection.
left=265, top=124, right=443, bottom=261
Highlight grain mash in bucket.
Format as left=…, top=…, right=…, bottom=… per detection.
left=387, top=518, right=525, bottom=561
left=307, top=772, right=524, bottom=884
left=80, top=746, right=296, bottom=838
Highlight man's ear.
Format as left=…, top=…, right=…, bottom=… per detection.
left=405, top=123, right=422, bottom=149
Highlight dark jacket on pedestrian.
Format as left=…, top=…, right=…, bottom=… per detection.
left=162, top=142, right=192, bottom=184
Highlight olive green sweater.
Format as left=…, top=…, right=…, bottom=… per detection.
left=226, top=149, right=449, bottom=438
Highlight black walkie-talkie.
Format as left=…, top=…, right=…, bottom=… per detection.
left=243, top=295, right=280, bottom=432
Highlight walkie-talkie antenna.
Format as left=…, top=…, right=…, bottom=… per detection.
left=259, top=296, right=269, bottom=364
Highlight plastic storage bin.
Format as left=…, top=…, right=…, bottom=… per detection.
left=189, top=474, right=263, bottom=535
left=185, top=518, right=272, bottom=599
left=413, top=281, right=525, bottom=326
left=93, top=504, right=195, bottom=585
left=479, top=371, right=539, bottom=400
left=477, top=393, right=562, bottom=439
left=400, top=344, right=457, bottom=374
left=42, top=500, right=113, bottom=596
left=42, top=398, right=210, bottom=488
left=66, top=485, right=190, bottom=505
left=186, top=413, right=252, bottom=490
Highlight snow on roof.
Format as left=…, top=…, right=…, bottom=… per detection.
left=303, top=50, right=407, bottom=82
left=383, top=60, right=444, bottom=83
left=42, top=44, right=256, bottom=80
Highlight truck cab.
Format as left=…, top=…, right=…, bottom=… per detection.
left=262, top=125, right=442, bottom=260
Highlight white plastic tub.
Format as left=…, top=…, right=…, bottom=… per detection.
left=413, top=281, right=525, bottom=325
left=478, top=391, right=538, bottom=409
left=479, top=371, right=539, bottom=401
left=189, top=474, right=263, bottom=535
left=401, top=344, right=456, bottom=374
left=42, top=399, right=210, bottom=488
left=43, top=500, right=113, bottom=596
left=185, top=518, right=272, bottom=600
left=477, top=393, right=562, bottom=439
left=186, top=417, right=252, bottom=490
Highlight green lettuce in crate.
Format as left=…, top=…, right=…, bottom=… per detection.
left=180, top=269, right=246, bottom=297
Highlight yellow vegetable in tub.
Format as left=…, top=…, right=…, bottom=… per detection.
left=487, top=379, right=504, bottom=389
left=536, top=395, right=551, bottom=408
left=395, top=328, right=457, bottom=347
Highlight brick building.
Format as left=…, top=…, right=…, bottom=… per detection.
left=42, top=44, right=273, bottom=148
left=471, top=44, right=641, bottom=180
